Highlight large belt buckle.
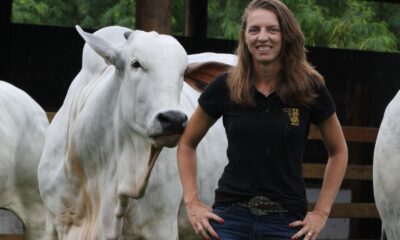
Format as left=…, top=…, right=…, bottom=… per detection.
left=248, top=196, right=270, bottom=216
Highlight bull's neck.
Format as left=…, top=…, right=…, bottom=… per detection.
left=70, top=69, right=122, bottom=171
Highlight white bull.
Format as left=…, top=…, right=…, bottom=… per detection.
left=373, top=90, right=400, bottom=240
left=0, top=81, right=48, bottom=239
left=38, top=25, right=231, bottom=240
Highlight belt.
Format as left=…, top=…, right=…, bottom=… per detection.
left=238, top=196, right=288, bottom=216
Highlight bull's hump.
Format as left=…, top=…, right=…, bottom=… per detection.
left=93, top=26, right=132, bottom=42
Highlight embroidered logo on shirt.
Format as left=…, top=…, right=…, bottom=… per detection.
left=283, top=108, right=300, bottom=126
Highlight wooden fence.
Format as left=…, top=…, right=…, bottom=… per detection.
left=0, top=113, right=381, bottom=240
left=306, top=125, right=379, bottom=220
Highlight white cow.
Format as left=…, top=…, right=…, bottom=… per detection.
left=0, top=81, right=49, bottom=239
left=373, top=90, right=400, bottom=240
left=38, top=26, right=231, bottom=240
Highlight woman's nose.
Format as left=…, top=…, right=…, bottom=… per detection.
left=257, top=29, right=270, bottom=42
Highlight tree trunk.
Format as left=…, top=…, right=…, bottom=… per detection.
left=135, top=0, right=172, bottom=34
left=185, top=0, right=208, bottom=39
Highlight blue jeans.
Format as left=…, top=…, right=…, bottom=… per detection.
left=210, top=203, right=304, bottom=240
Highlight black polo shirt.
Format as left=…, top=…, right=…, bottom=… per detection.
left=198, top=73, right=336, bottom=218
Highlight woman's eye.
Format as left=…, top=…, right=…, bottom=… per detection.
left=269, top=28, right=280, bottom=33
left=131, top=60, right=141, bottom=69
left=248, top=28, right=258, bottom=33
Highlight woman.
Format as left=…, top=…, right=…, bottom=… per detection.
left=177, top=0, right=348, bottom=239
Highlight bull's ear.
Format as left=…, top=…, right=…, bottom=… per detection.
left=184, top=62, right=231, bottom=92
left=76, top=25, right=123, bottom=69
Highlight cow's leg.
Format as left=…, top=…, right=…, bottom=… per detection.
left=43, top=213, right=59, bottom=240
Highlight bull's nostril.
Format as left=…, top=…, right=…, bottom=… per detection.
left=157, top=111, right=187, bottom=133
left=158, top=113, right=170, bottom=126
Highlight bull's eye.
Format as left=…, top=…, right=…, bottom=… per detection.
left=131, top=60, right=141, bottom=69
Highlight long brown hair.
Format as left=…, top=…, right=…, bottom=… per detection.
left=228, top=0, right=324, bottom=107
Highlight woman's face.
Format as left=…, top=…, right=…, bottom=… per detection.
left=244, top=8, right=282, bottom=66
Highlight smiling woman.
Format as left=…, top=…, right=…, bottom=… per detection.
left=244, top=8, right=282, bottom=68
left=177, top=1, right=348, bottom=240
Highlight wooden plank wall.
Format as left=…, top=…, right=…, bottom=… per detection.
left=306, top=125, right=379, bottom=221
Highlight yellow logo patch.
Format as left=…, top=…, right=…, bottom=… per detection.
left=283, top=108, right=300, bottom=126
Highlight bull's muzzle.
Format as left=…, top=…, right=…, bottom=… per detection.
left=149, top=110, right=188, bottom=148
left=157, top=110, right=188, bottom=133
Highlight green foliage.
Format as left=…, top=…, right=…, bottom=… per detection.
left=12, top=0, right=47, bottom=24
left=77, top=0, right=134, bottom=28
left=11, top=0, right=399, bottom=52
left=285, top=0, right=327, bottom=46
left=92, top=0, right=135, bottom=28
left=172, top=0, right=186, bottom=36
left=12, top=0, right=135, bottom=29
left=41, top=0, right=80, bottom=26
left=370, top=2, right=400, bottom=52
left=286, top=0, right=398, bottom=52
left=208, top=0, right=248, bottom=40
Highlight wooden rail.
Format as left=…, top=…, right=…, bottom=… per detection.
left=308, top=125, right=378, bottom=143
left=306, top=124, right=379, bottom=219
left=303, top=163, right=372, bottom=181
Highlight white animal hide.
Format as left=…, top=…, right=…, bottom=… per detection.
left=0, top=81, right=48, bottom=239
left=374, top=90, right=400, bottom=240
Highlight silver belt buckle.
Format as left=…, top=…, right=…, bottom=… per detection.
left=248, top=196, right=270, bottom=216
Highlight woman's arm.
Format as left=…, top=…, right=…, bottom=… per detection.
left=177, top=106, right=224, bottom=240
left=291, top=113, right=348, bottom=240
left=314, top=113, right=348, bottom=216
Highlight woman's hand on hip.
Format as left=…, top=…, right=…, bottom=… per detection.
left=288, top=209, right=328, bottom=240
left=186, top=200, right=224, bottom=240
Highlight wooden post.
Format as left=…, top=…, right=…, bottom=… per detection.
left=0, top=0, right=12, bottom=78
left=185, top=0, right=208, bottom=39
left=135, top=0, right=172, bottom=34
